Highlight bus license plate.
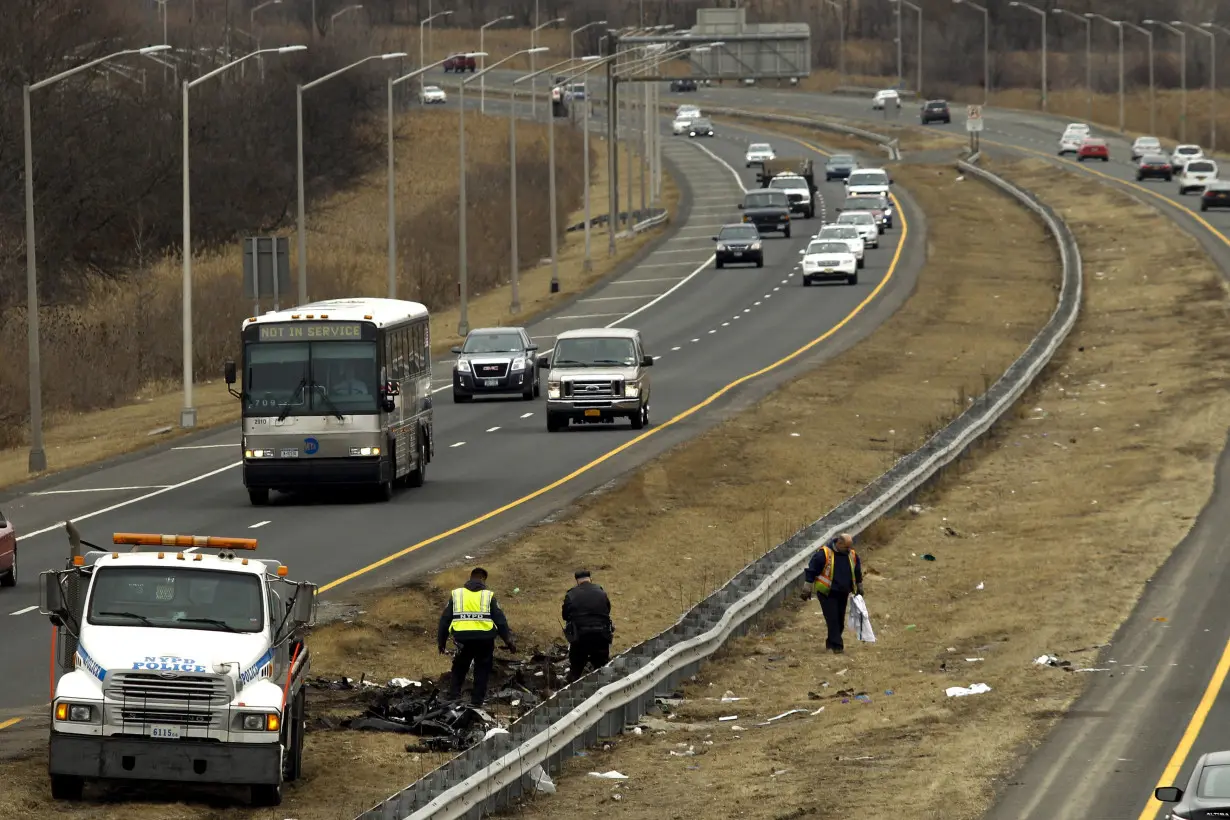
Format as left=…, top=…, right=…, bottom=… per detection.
left=484, top=378, right=499, bottom=387
left=584, top=409, right=601, bottom=417
left=150, top=725, right=181, bottom=740
left=280, top=449, right=299, bottom=458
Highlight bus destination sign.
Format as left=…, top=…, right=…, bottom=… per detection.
left=256, top=321, right=366, bottom=341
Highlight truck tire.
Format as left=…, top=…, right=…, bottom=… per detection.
left=546, top=412, right=564, bottom=432
left=251, top=783, right=282, bottom=807
left=248, top=488, right=269, bottom=506
left=285, top=688, right=306, bottom=782
left=50, top=774, right=83, bottom=801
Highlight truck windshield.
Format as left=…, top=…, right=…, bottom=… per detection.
left=553, top=337, right=638, bottom=367
left=848, top=172, right=888, bottom=186
left=243, top=340, right=377, bottom=417
left=87, top=566, right=264, bottom=634
left=744, top=192, right=788, bottom=208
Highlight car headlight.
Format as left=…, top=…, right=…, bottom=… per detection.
left=716, top=243, right=729, bottom=251
left=751, top=241, right=762, bottom=251
left=624, top=381, right=641, bottom=398
left=241, top=713, right=280, bottom=731
left=547, top=381, right=561, bottom=399
left=690, top=131, right=696, bottom=136
left=510, top=357, right=527, bottom=372
left=455, top=358, right=471, bottom=372
left=348, top=446, right=381, bottom=456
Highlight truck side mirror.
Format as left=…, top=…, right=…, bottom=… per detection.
left=224, top=360, right=236, bottom=385
left=537, top=353, right=550, bottom=368
left=526, top=344, right=539, bottom=352
left=640, top=355, right=654, bottom=367
left=41, top=570, right=65, bottom=617
left=292, top=582, right=317, bottom=626
left=736, top=203, right=744, bottom=209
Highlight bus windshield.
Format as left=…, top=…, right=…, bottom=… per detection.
left=243, top=340, right=378, bottom=416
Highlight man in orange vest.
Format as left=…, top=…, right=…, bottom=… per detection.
left=802, top=533, right=864, bottom=654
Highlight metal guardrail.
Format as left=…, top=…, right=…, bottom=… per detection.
left=632, top=208, right=669, bottom=233
left=353, top=118, right=1082, bottom=820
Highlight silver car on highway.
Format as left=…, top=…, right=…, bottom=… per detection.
left=539, top=328, right=653, bottom=432
left=1154, top=750, right=1230, bottom=817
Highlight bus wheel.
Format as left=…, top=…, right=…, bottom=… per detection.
left=407, top=437, right=427, bottom=488
left=375, top=478, right=394, bottom=502
left=248, top=488, right=269, bottom=506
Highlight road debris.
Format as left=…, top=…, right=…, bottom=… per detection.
left=588, top=771, right=629, bottom=780
left=945, top=682, right=992, bottom=697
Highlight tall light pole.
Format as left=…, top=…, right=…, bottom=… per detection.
left=479, top=15, right=513, bottom=114
left=899, top=0, right=922, bottom=96
left=823, top=0, right=845, bottom=85
left=330, top=4, right=362, bottom=32
left=250, top=0, right=280, bottom=28
left=1010, top=2, right=1048, bottom=110
left=1123, top=22, right=1156, bottom=135
left=23, top=44, right=171, bottom=471
left=465, top=47, right=549, bottom=315
left=570, top=20, right=608, bottom=127
left=420, top=9, right=451, bottom=91
left=952, top=0, right=988, bottom=105
left=183, top=45, right=305, bottom=430
left=297, top=51, right=405, bottom=306
left=1052, top=8, right=1091, bottom=120
left=1146, top=20, right=1186, bottom=142
left=1086, top=14, right=1124, bottom=133
left=1187, top=22, right=1217, bottom=152
left=386, top=54, right=480, bottom=299
left=531, top=17, right=566, bottom=120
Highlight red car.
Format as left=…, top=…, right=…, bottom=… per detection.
left=1077, top=138, right=1110, bottom=162
left=443, top=54, right=476, bottom=73
left=0, top=509, right=15, bottom=587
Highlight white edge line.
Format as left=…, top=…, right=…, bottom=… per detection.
left=29, top=485, right=172, bottom=496
left=171, top=444, right=236, bottom=450
left=16, top=462, right=243, bottom=542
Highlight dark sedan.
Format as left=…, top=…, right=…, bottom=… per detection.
left=738, top=190, right=792, bottom=237
left=1202, top=181, right=1230, bottom=211
left=1155, top=750, right=1230, bottom=818
left=670, top=78, right=697, bottom=92
left=1136, top=153, right=1174, bottom=181
left=687, top=117, right=714, bottom=137
left=713, top=224, right=764, bottom=268
left=825, top=154, right=859, bottom=181
left=451, top=327, right=539, bottom=402
left=0, top=509, right=15, bottom=588
left=921, top=99, right=951, bottom=124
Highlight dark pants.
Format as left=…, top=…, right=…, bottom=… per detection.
left=449, top=638, right=495, bottom=704
left=818, top=592, right=850, bottom=652
left=566, top=632, right=611, bottom=683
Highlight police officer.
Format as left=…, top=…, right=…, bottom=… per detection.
left=802, top=533, right=864, bottom=654
left=437, top=567, right=516, bottom=705
left=561, top=569, right=614, bottom=684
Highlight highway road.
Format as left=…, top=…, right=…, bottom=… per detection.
left=0, top=91, right=923, bottom=722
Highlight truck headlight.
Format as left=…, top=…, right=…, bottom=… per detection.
left=242, top=713, right=280, bottom=731
left=55, top=702, right=97, bottom=722
left=510, top=357, right=527, bottom=372
left=547, top=381, right=561, bottom=399
left=455, top=359, right=471, bottom=373
left=624, top=382, right=641, bottom=398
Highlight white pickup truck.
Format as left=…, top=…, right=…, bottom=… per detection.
left=40, top=525, right=317, bottom=806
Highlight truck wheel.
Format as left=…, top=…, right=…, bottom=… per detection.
left=285, top=689, right=306, bottom=782
left=251, top=783, right=282, bottom=807
left=407, top=435, right=427, bottom=488
left=0, top=549, right=15, bottom=587
left=715, top=259, right=724, bottom=269
left=50, top=774, right=83, bottom=801
left=248, top=488, right=269, bottom=506
left=783, top=225, right=791, bottom=238
left=452, top=391, right=471, bottom=403
left=630, top=403, right=648, bottom=430
left=546, top=412, right=564, bottom=433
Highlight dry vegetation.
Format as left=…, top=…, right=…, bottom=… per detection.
left=498, top=162, right=1230, bottom=819
left=0, top=160, right=1060, bottom=818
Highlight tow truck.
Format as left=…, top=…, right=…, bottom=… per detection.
left=40, top=525, right=317, bottom=806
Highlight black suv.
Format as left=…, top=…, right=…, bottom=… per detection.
left=712, top=224, right=764, bottom=269
left=670, top=78, right=697, bottom=92
left=451, top=327, right=539, bottom=402
left=738, top=190, right=792, bottom=237
left=920, top=99, right=951, bottom=125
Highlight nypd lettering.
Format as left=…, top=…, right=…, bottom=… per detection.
left=74, top=646, right=106, bottom=681
left=131, top=655, right=207, bottom=673
left=238, top=649, right=275, bottom=686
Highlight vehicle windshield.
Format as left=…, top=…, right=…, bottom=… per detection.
left=718, top=225, right=759, bottom=241
left=87, top=566, right=264, bottom=634
left=1178, top=146, right=1201, bottom=155
left=808, top=242, right=849, bottom=255
left=424, top=86, right=442, bottom=92
left=748, top=143, right=771, bottom=152
left=769, top=177, right=804, bottom=189
left=926, top=101, right=946, bottom=109
left=462, top=332, right=524, bottom=354
left=1199, top=764, right=1230, bottom=798
left=553, top=337, right=638, bottom=367
left=244, top=340, right=378, bottom=417
left=744, top=191, right=789, bottom=208
left=1142, top=155, right=1169, bottom=164
left=847, top=171, right=888, bottom=186
left=692, top=118, right=712, bottom=128
left=828, top=155, right=856, bottom=166
left=838, top=212, right=874, bottom=224
left=1137, top=137, right=1160, bottom=146
left=1188, top=161, right=1217, bottom=173
left=820, top=227, right=858, bottom=238
left=845, top=197, right=883, bottom=209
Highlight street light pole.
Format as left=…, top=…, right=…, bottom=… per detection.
left=1086, top=14, right=1124, bottom=133
left=183, top=45, right=305, bottom=430
left=952, top=0, right=988, bottom=106
left=1146, top=20, right=1186, bottom=142
left=823, top=0, right=845, bottom=85
left=479, top=15, right=513, bottom=114
left=1053, top=9, right=1091, bottom=120
left=296, top=51, right=405, bottom=306
left=1010, top=2, right=1048, bottom=111
left=22, top=43, right=172, bottom=471
left=531, top=17, right=566, bottom=120
left=1188, top=23, right=1217, bottom=153
left=330, top=4, right=362, bottom=32
left=1123, top=22, right=1155, bottom=135
left=458, top=77, right=469, bottom=335
left=467, top=47, right=550, bottom=314
left=420, top=11, right=452, bottom=92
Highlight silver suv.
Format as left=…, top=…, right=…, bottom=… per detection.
left=538, top=328, right=653, bottom=432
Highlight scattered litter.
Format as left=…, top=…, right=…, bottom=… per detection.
left=1075, top=667, right=1113, bottom=672
left=1154, top=617, right=1168, bottom=622
left=920, top=554, right=937, bottom=561
left=718, top=715, right=739, bottom=722
left=631, top=727, right=643, bottom=735
left=771, top=769, right=790, bottom=777
left=836, top=668, right=848, bottom=676
left=528, top=764, right=556, bottom=793
left=907, top=504, right=925, bottom=515
left=464, top=555, right=474, bottom=560
left=975, top=582, right=985, bottom=590
left=884, top=689, right=894, bottom=696
left=588, top=771, right=628, bottom=780
left=945, top=683, right=992, bottom=698
left=729, top=725, right=746, bottom=731
left=790, top=432, right=800, bottom=437
left=757, top=709, right=809, bottom=726
left=965, top=658, right=985, bottom=663
left=511, top=587, right=521, bottom=594
left=905, top=624, right=917, bottom=630
left=483, top=727, right=510, bottom=741
left=810, top=706, right=825, bottom=715
left=388, top=678, right=421, bottom=688
left=719, top=695, right=744, bottom=703
left=838, top=755, right=874, bottom=761
left=854, top=694, right=872, bottom=704
left=1034, top=654, right=1072, bottom=669
left=669, top=745, right=696, bottom=757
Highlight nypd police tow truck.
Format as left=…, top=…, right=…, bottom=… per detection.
left=40, top=525, right=316, bottom=806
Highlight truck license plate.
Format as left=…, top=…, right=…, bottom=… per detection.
left=584, top=409, right=601, bottom=417
left=150, top=725, right=181, bottom=740
left=484, top=378, right=499, bottom=387
left=280, top=449, right=299, bottom=458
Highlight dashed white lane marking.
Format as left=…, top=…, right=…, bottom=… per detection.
left=671, top=346, right=681, bottom=351
left=743, top=308, right=751, bottom=313
left=691, top=338, right=700, bottom=343
left=249, top=520, right=271, bottom=529
left=9, top=606, right=37, bottom=616
left=29, top=485, right=171, bottom=495
left=721, top=322, right=730, bottom=327
left=486, top=426, right=501, bottom=433
left=520, top=412, right=534, bottom=419
left=172, top=444, right=236, bottom=450
left=754, top=301, right=762, bottom=305
left=652, top=355, right=663, bottom=360
left=450, top=441, right=466, bottom=448
left=708, top=329, right=717, bottom=334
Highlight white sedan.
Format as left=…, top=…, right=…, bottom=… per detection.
left=872, top=89, right=900, bottom=110
left=1131, top=136, right=1163, bottom=160
left=672, top=115, right=698, bottom=135
left=800, top=240, right=859, bottom=286
left=836, top=212, right=879, bottom=248
left=814, top=224, right=866, bottom=269
left=420, top=85, right=447, bottom=104
left=1058, top=132, right=1084, bottom=155
left=1178, top=159, right=1218, bottom=195
left=1172, top=144, right=1205, bottom=170
left=745, top=142, right=776, bottom=166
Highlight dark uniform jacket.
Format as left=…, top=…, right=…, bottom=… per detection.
left=437, top=580, right=513, bottom=647
left=803, top=544, right=863, bottom=596
left=561, top=582, right=613, bottom=641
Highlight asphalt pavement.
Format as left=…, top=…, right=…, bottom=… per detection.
left=0, top=85, right=924, bottom=723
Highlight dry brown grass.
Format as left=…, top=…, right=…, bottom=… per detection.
left=0, top=114, right=676, bottom=488
left=500, top=161, right=1230, bottom=819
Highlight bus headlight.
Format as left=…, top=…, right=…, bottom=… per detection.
left=244, top=449, right=274, bottom=458
left=547, top=381, right=561, bottom=399
left=510, top=357, right=527, bottom=372
left=455, top=359, right=471, bottom=373
left=348, top=447, right=381, bottom=456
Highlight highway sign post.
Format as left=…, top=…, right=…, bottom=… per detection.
left=966, top=104, right=983, bottom=153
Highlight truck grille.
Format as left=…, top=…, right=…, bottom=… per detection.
left=117, top=708, right=219, bottom=727
left=564, top=379, right=621, bottom=398
left=472, top=362, right=509, bottom=378
left=106, top=672, right=232, bottom=705
left=787, top=193, right=804, bottom=203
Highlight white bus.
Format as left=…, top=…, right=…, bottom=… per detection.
left=224, top=298, right=434, bottom=505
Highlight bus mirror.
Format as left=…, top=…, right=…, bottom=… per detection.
left=224, top=360, right=236, bottom=385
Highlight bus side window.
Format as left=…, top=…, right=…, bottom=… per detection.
left=413, top=324, right=425, bottom=375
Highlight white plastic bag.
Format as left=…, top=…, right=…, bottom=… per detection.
left=847, top=594, right=876, bottom=642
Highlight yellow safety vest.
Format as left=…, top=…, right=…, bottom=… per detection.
left=449, top=588, right=495, bottom=634
left=813, top=546, right=858, bottom=597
